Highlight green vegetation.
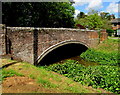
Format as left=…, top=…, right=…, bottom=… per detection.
left=37, top=77, right=58, bottom=88
left=44, top=60, right=120, bottom=94
left=106, top=29, right=114, bottom=36
left=81, top=39, right=119, bottom=66
left=77, top=12, right=86, bottom=19
left=1, top=59, right=103, bottom=93
left=99, top=12, right=115, bottom=20
left=2, top=69, right=23, bottom=80
left=75, top=10, right=113, bottom=30
left=2, top=2, right=75, bottom=28
left=95, top=39, right=119, bottom=53
left=2, top=39, right=119, bottom=93
left=44, top=39, right=120, bottom=94
left=75, top=13, right=111, bottom=30
left=74, top=65, right=119, bottom=94
left=80, top=49, right=119, bottom=66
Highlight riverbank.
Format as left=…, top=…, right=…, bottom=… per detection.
left=1, top=59, right=111, bottom=93
left=81, top=38, right=119, bottom=66
left=1, top=38, right=119, bottom=94
left=44, top=38, right=120, bottom=94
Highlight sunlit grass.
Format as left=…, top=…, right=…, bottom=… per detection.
left=1, top=59, right=102, bottom=93
left=95, top=39, right=119, bottom=53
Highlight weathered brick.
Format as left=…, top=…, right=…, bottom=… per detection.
left=0, top=25, right=107, bottom=64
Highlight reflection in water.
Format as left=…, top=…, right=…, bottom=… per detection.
left=55, top=56, right=99, bottom=67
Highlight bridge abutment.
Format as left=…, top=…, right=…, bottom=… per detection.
left=0, top=24, right=6, bottom=56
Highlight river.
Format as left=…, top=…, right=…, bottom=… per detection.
left=54, top=56, right=99, bottom=66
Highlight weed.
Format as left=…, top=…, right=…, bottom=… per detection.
left=29, top=74, right=35, bottom=79
left=2, top=69, right=24, bottom=80
left=80, top=49, right=119, bottom=66
left=37, top=77, right=57, bottom=88
left=45, top=61, right=120, bottom=94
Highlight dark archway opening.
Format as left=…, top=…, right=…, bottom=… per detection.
left=38, top=43, right=88, bottom=66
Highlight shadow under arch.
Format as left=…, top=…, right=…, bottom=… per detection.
left=36, top=40, right=89, bottom=66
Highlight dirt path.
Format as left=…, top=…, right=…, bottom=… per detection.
left=2, top=76, right=112, bottom=94
left=2, top=76, right=58, bottom=93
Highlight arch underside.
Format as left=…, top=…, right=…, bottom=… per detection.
left=36, top=40, right=89, bottom=66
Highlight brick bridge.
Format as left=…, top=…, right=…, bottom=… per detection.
left=0, top=24, right=107, bottom=65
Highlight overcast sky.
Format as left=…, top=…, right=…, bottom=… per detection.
left=73, top=0, right=120, bottom=18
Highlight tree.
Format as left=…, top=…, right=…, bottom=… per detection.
left=87, top=14, right=104, bottom=29
left=2, top=2, right=75, bottom=28
left=100, top=12, right=115, bottom=20
left=75, top=13, right=112, bottom=30
left=77, top=12, right=86, bottom=19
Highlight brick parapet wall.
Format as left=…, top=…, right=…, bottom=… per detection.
left=0, top=25, right=107, bottom=64
left=100, top=29, right=108, bottom=42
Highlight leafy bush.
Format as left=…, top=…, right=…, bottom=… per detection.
left=73, top=65, right=120, bottom=94
left=106, top=29, right=114, bottom=36
left=44, top=60, right=120, bottom=94
left=45, top=60, right=85, bottom=77
left=80, top=49, right=119, bottom=66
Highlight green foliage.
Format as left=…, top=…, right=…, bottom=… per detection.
left=75, top=10, right=112, bottom=30
left=44, top=61, right=120, bottom=94
left=2, top=2, right=75, bottom=28
left=45, top=60, right=85, bottom=77
left=75, top=13, right=104, bottom=29
left=80, top=39, right=120, bottom=66
left=77, top=12, right=86, bottom=19
left=74, top=65, right=120, bottom=94
left=74, top=18, right=87, bottom=28
left=1, top=59, right=106, bottom=93
left=102, top=19, right=112, bottom=29
left=2, top=69, right=23, bottom=80
left=37, top=77, right=57, bottom=88
left=96, top=39, right=119, bottom=53
left=29, top=74, right=35, bottom=79
left=80, top=49, right=119, bottom=66
left=87, top=14, right=104, bottom=29
left=106, top=29, right=114, bottom=36
left=100, top=12, right=115, bottom=20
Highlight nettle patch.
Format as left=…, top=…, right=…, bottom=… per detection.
left=80, top=49, right=119, bottom=66
left=44, top=60, right=120, bottom=94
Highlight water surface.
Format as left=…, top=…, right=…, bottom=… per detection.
left=54, top=56, right=99, bottom=67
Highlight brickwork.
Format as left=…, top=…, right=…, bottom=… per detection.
left=0, top=25, right=108, bottom=64
left=0, top=24, right=6, bottom=56
left=100, top=29, right=108, bottom=42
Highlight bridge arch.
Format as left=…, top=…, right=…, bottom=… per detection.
left=36, top=40, right=89, bottom=66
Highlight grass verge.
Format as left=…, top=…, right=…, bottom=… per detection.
left=2, top=69, right=24, bottom=80
left=80, top=39, right=120, bottom=66
left=1, top=59, right=106, bottom=93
